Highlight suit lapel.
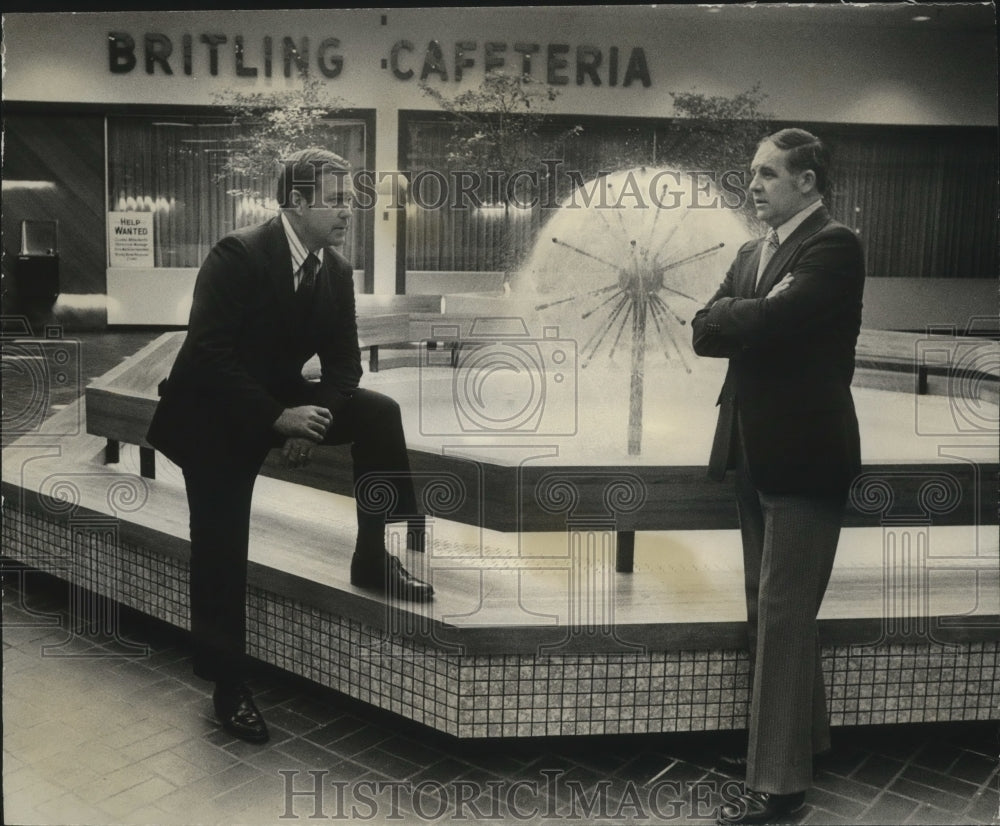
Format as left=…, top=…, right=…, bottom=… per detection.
left=316, top=245, right=354, bottom=307
left=755, top=206, right=831, bottom=297
left=262, top=216, right=297, bottom=318
left=739, top=245, right=761, bottom=298
left=322, top=244, right=352, bottom=280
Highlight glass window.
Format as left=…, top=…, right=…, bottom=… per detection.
left=402, top=116, right=658, bottom=274
left=402, top=115, right=997, bottom=280
left=107, top=115, right=367, bottom=269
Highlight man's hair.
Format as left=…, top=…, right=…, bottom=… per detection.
left=275, top=147, right=351, bottom=208
left=762, top=128, right=830, bottom=195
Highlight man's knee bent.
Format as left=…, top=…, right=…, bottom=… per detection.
left=353, top=389, right=402, bottom=422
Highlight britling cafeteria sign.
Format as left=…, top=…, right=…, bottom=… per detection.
left=107, top=32, right=652, bottom=88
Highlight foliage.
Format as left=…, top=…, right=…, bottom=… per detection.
left=211, top=76, right=352, bottom=200
left=420, top=73, right=581, bottom=176
left=654, top=83, right=773, bottom=225
left=661, top=83, right=773, bottom=177
left=418, top=74, right=582, bottom=278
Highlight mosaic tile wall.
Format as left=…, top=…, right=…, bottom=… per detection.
left=3, top=502, right=997, bottom=738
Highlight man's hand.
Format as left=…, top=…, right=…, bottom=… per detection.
left=282, top=436, right=316, bottom=469
left=273, top=405, right=332, bottom=441
left=770, top=273, right=794, bottom=297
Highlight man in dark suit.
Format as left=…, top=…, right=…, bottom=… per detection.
left=691, top=129, right=865, bottom=825
left=147, top=148, right=432, bottom=744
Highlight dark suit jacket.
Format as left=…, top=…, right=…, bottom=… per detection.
left=147, top=216, right=362, bottom=469
left=691, top=206, right=865, bottom=495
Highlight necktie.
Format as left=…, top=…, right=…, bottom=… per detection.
left=755, top=229, right=780, bottom=293
left=297, top=253, right=320, bottom=296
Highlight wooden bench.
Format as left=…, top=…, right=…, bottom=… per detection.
left=87, top=312, right=412, bottom=475
left=85, top=296, right=450, bottom=475
left=84, top=325, right=999, bottom=572
left=355, top=295, right=443, bottom=372
left=86, top=316, right=429, bottom=549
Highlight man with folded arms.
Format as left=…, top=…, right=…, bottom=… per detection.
left=692, top=128, right=864, bottom=824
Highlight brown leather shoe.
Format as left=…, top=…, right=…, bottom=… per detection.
left=351, top=552, right=434, bottom=602
left=213, top=683, right=269, bottom=744
left=716, top=789, right=805, bottom=825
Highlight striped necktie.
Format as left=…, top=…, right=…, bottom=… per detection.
left=754, top=229, right=780, bottom=292
left=297, top=253, right=320, bottom=297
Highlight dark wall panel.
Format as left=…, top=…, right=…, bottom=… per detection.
left=2, top=115, right=106, bottom=295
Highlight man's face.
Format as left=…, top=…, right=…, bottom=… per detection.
left=748, top=141, right=813, bottom=228
left=293, top=169, right=355, bottom=250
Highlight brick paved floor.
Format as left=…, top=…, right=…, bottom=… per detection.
left=3, top=569, right=998, bottom=826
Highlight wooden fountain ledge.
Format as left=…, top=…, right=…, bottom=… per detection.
left=1, top=325, right=996, bottom=737
left=83, top=327, right=999, bottom=572
left=3, top=398, right=998, bottom=737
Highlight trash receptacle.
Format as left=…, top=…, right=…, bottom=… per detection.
left=15, top=220, right=59, bottom=303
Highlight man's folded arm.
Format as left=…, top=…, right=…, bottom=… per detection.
left=691, top=261, right=742, bottom=358
left=696, top=231, right=863, bottom=350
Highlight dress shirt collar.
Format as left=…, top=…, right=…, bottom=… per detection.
left=772, top=198, right=823, bottom=245
left=279, top=212, right=324, bottom=276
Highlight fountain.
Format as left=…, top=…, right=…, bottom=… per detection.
left=518, top=167, right=752, bottom=455
left=397, top=166, right=996, bottom=559
left=428, top=168, right=751, bottom=462
left=8, top=166, right=996, bottom=741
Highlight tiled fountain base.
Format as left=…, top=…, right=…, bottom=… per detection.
left=3, top=503, right=996, bottom=738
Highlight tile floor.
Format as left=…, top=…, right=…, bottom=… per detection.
left=3, top=567, right=998, bottom=826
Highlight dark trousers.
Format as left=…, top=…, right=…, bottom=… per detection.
left=734, top=453, right=846, bottom=795
left=182, top=387, right=416, bottom=683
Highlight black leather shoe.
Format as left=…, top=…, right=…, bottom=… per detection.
left=351, top=552, right=434, bottom=602
left=716, top=789, right=805, bottom=825
left=213, top=684, right=269, bottom=744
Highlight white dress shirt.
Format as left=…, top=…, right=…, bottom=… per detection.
left=280, top=213, right=324, bottom=290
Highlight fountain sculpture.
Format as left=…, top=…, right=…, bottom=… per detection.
left=516, top=167, right=752, bottom=455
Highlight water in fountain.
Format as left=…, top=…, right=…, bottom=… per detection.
left=517, top=168, right=751, bottom=364
left=510, top=167, right=753, bottom=456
